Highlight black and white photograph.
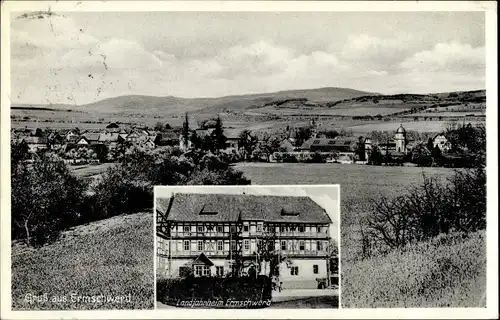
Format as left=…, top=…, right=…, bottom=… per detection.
left=1, top=1, right=498, bottom=319
left=155, top=185, right=340, bottom=309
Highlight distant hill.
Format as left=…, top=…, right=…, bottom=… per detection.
left=11, top=88, right=485, bottom=117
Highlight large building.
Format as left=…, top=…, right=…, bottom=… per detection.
left=156, top=193, right=334, bottom=289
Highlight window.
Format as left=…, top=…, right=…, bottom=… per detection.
left=195, top=265, right=203, bottom=276
left=231, top=240, right=237, bottom=251
left=230, top=226, right=236, bottom=233
left=243, top=225, right=249, bottom=232
left=197, top=225, right=204, bottom=233
left=281, top=240, right=287, bottom=251
left=299, top=240, right=305, bottom=251
left=183, top=226, right=190, bottom=233
left=203, top=265, right=211, bottom=276
left=217, top=225, right=223, bottom=233
left=257, top=224, right=262, bottom=232
left=280, top=226, right=285, bottom=233
left=313, top=265, right=319, bottom=274
left=317, top=241, right=323, bottom=251
left=216, top=266, right=224, bottom=277
left=217, top=240, right=223, bottom=251
left=290, top=266, right=299, bottom=276
left=244, top=240, right=250, bottom=250
left=317, top=226, right=322, bottom=233
left=184, top=240, right=190, bottom=251
left=197, top=241, right=203, bottom=251
left=290, top=225, right=296, bottom=232
left=298, top=226, right=305, bottom=233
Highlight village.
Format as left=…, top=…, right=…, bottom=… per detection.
left=10, top=111, right=465, bottom=169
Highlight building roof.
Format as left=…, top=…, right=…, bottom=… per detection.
left=23, top=136, right=47, bottom=144
left=83, top=133, right=100, bottom=141
left=160, top=193, right=332, bottom=223
left=395, top=125, right=406, bottom=134
left=301, top=137, right=357, bottom=150
left=191, top=253, right=214, bottom=266
left=98, top=132, right=120, bottom=142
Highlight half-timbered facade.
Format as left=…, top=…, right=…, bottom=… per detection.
left=156, top=193, right=333, bottom=289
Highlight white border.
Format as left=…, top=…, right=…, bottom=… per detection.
left=1, top=1, right=498, bottom=319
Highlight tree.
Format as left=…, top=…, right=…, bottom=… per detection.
left=293, top=127, right=312, bottom=147
left=411, top=143, right=432, bottom=167
left=355, top=136, right=366, bottom=161
left=364, top=169, right=486, bottom=253
left=368, top=145, right=383, bottom=165
left=11, top=141, right=29, bottom=171
left=154, top=121, right=164, bottom=131
left=238, top=130, right=258, bottom=161
left=320, top=130, right=340, bottom=139
left=93, top=144, right=108, bottom=163
left=327, top=238, right=339, bottom=277
left=257, top=135, right=280, bottom=162
left=427, top=137, right=434, bottom=152
left=189, top=131, right=204, bottom=150
left=211, top=115, right=227, bottom=152
left=11, top=155, right=87, bottom=246
left=255, top=227, right=292, bottom=282
left=181, top=112, right=190, bottom=150
left=34, top=128, right=44, bottom=137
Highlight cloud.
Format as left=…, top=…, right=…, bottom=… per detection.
left=10, top=13, right=486, bottom=104
left=400, top=42, right=485, bottom=72
left=340, top=34, right=414, bottom=70
left=367, top=70, right=388, bottom=76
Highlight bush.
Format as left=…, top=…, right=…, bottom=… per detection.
left=282, top=154, right=298, bottom=163
left=157, top=276, right=272, bottom=308
left=343, top=230, right=485, bottom=308
left=363, top=169, right=486, bottom=254
left=11, top=155, right=87, bottom=246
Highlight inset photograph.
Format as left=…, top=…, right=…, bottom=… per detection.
left=155, top=185, right=340, bottom=309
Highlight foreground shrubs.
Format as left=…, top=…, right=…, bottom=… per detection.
left=11, top=154, right=87, bottom=247
left=11, top=148, right=250, bottom=246
left=343, top=231, right=485, bottom=308
left=362, top=168, right=485, bottom=256
left=157, top=275, right=272, bottom=308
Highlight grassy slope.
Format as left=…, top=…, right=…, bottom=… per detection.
left=235, top=164, right=485, bottom=307
left=342, top=231, right=486, bottom=308
left=11, top=212, right=154, bottom=310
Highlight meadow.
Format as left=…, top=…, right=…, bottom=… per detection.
left=11, top=212, right=154, bottom=310
left=234, top=163, right=485, bottom=307
left=343, top=120, right=485, bottom=134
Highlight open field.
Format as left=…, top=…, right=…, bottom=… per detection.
left=249, top=105, right=415, bottom=117
left=343, top=120, right=485, bottom=134
left=11, top=212, right=154, bottom=310
left=233, top=163, right=484, bottom=307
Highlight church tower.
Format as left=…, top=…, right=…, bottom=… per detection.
left=394, top=124, right=407, bottom=153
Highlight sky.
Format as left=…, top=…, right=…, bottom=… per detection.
left=10, top=11, right=485, bottom=105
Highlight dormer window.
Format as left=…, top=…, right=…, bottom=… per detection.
left=199, top=206, right=218, bottom=215
left=281, top=209, right=299, bottom=216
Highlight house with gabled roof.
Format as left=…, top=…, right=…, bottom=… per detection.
left=156, top=193, right=332, bottom=289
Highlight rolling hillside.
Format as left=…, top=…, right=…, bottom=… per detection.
left=12, top=87, right=376, bottom=115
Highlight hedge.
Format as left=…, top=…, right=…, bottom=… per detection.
left=157, top=275, right=272, bottom=308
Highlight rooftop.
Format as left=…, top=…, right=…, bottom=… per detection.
left=157, top=193, right=332, bottom=224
